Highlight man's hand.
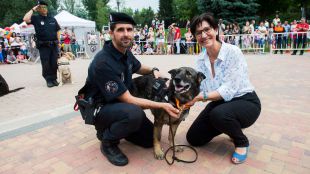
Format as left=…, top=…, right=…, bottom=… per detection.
left=32, top=5, right=39, bottom=12
left=153, top=69, right=160, bottom=79
left=161, top=103, right=179, bottom=118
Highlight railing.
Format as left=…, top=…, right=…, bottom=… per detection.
left=269, top=32, right=310, bottom=54
left=130, top=31, right=310, bottom=55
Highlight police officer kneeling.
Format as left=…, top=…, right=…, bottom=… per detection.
left=79, top=13, right=179, bottom=166
left=23, top=0, right=60, bottom=87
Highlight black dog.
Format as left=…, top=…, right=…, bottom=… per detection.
left=131, top=67, right=205, bottom=159
left=0, top=74, right=24, bottom=97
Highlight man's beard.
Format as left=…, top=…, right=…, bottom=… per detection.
left=119, top=37, right=132, bottom=48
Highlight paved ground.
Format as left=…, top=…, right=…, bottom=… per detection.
left=0, top=53, right=310, bottom=174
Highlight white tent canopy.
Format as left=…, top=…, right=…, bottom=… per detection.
left=55, top=10, right=96, bottom=44
left=55, top=11, right=95, bottom=28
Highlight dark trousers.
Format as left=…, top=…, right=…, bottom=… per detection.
left=186, top=92, right=261, bottom=147
left=293, top=35, right=307, bottom=54
left=94, top=102, right=153, bottom=148
left=274, top=35, right=283, bottom=54
left=38, top=46, right=58, bottom=82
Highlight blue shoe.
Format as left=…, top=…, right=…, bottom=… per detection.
left=232, top=146, right=249, bottom=164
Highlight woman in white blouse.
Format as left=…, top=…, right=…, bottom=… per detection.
left=185, top=13, right=261, bottom=164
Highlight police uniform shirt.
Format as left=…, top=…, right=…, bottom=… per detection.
left=29, top=15, right=60, bottom=41
left=87, top=41, right=141, bottom=103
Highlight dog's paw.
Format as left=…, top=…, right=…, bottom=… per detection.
left=59, top=82, right=63, bottom=86
left=154, top=150, right=165, bottom=160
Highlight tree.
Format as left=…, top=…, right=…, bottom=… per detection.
left=133, top=7, right=155, bottom=27
left=172, top=0, right=199, bottom=25
left=96, top=0, right=112, bottom=30
left=60, top=0, right=75, bottom=14
left=257, top=0, right=309, bottom=21
left=82, top=0, right=109, bottom=21
left=196, top=0, right=260, bottom=24
left=0, top=0, right=59, bottom=27
left=75, top=5, right=89, bottom=19
left=158, top=0, right=174, bottom=27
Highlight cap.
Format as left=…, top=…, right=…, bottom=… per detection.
left=38, top=0, right=48, bottom=6
left=109, top=12, right=136, bottom=26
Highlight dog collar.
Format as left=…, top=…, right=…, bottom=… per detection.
left=175, top=98, right=190, bottom=111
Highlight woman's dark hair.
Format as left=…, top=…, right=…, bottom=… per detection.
left=190, top=13, right=218, bottom=37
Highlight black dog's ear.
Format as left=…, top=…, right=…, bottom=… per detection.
left=168, top=69, right=177, bottom=77
left=197, top=72, right=206, bottom=84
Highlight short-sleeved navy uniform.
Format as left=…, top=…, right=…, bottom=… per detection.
left=29, top=14, right=60, bottom=82
left=85, top=41, right=153, bottom=147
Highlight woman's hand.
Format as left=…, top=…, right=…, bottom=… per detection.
left=185, top=92, right=204, bottom=107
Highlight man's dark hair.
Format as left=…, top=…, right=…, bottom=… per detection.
left=110, top=23, right=116, bottom=31
left=190, top=13, right=218, bottom=36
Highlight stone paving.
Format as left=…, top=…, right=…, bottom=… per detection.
left=0, top=53, right=310, bottom=174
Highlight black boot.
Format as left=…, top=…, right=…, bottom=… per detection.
left=100, top=141, right=128, bottom=166
left=52, top=80, right=59, bottom=86
left=46, top=81, right=54, bottom=88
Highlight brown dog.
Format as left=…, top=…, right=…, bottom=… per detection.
left=57, top=56, right=73, bottom=86
left=131, top=67, right=205, bottom=159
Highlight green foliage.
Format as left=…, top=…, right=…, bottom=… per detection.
left=158, top=0, right=174, bottom=26
left=133, top=7, right=155, bottom=27
left=82, top=0, right=109, bottom=21
left=172, top=0, right=198, bottom=22
left=96, top=0, right=112, bottom=30
left=257, top=0, right=310, bottom=22
left=0, top=0, right=59, bottom=28
left=196, top=0, right=260, bottom=24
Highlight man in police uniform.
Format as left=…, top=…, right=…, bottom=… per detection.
left=23, top=0, right=60, bottom=87
left=81, top=12, right=179, bottom=166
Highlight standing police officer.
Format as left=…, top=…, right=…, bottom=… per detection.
left=23, top=0, right=60, bottom=87
left=80, top=12, right=179, bottom=166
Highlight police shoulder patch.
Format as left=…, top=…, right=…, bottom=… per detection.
left=105, top=81, right=118, bottom=94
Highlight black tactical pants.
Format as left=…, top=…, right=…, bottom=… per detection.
left=187, top=92, right=261, bottom=147
left=94, top=102, right=153, bottom=148
left=38, top=45, right=58, bottom=82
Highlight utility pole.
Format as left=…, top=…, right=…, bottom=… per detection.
left=116, top=0, right=120, bottom=12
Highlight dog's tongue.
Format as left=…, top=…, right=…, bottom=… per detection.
left=175, top=85, right=184, bottom=92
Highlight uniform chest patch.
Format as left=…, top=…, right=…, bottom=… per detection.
left=41, top=21, right=45, bottom=25
left=105, top=81, right=118, bottom=94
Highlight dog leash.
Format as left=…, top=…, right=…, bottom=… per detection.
left=164, top=98, right=198, bottom=165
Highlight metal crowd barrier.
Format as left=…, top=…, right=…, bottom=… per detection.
left=270, top=31, right=310, bottom=54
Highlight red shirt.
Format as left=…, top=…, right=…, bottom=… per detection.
left=296, top=23, right=309, bottom=36
left=174, top=27, right=181, bottom=40
left=63, top=34, right=71, bottom=44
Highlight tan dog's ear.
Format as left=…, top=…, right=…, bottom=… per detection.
left=197, top=72, right=206, bottom=84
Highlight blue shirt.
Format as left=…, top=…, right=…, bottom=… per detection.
left=196, top=42, right=254, bottom=101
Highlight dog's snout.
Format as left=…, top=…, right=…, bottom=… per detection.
left=174, top=77, right=181, bottom=84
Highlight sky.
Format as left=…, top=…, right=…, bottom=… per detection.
left=108, top=0, right=159, bottom=12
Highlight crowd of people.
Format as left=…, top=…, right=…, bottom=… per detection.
left=0, top=26, right=79, bottom=65
left=1, top=15, right=309, bottom=66
left=218, top=15, right=310, bottom=55
left=0, top=31, right=29, bottom=64
left=125, top=15, right=310, bottom=55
